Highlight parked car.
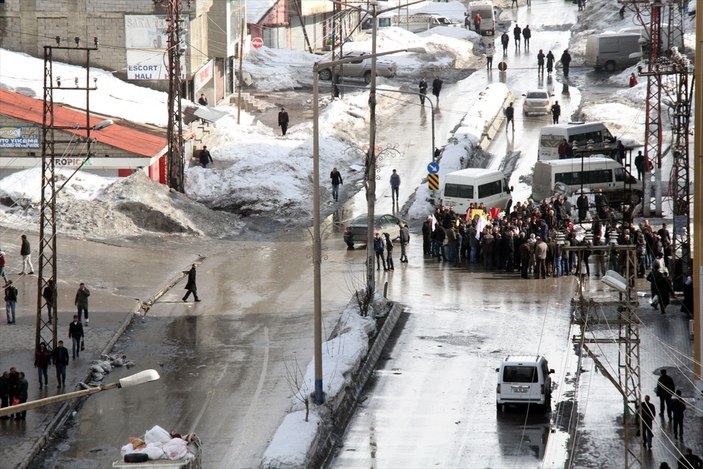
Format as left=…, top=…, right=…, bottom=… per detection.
left=343, top=213, right=403, bottom=248
left=522, top=90, right=552, bottom=116
left=317, top=51, right=397, bottom=84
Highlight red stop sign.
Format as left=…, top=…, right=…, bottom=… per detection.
left=252, top=37, right=263, bottom=49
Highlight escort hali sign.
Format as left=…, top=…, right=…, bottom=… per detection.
left=0, top=126, right=40, bottom=148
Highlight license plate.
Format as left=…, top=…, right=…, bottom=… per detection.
left=511, top=385, right=529, bottom=393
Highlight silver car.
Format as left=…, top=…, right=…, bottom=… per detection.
left=317, top=51, right=397, bottom=84
left=522, top=90, right=553, bottom=116
left=343, top=213, right=403, bottom=248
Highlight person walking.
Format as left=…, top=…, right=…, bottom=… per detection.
left=330, top=167, right=343, bottom=202
left=278, top=107, right=289, bottom=136
left=485, top=42, right=494, bottom=70
left=374, top=232, right=387, bottom=271
left=75, top=282, right=90, bottom=325
left=546, top=50, right=555, bottom=74
left=677, top=448, right=703, bottom=469
left=522, top=25, right=531, bottom=50
left=504, top=102, right=515, bottom=132
left=671, top=389, right=686, bottom=439
left=537, top=49, right=545, bottom=74
left=647, top=264, right=674, bottom=314
left=399, top=223, right=410, bottom=263
left=419, top=78, right=428, bottom=105
left=432, top=77, right=443, bottom=104
left=390, top=169, right=401, bottom=205
left=656, top=369, right=675, bottom=419
left=551, top=101, right=561, bottom=125
left=501, top=31, right=510, bottom=54
left=513, top=24, right=521, bottom=49
left=182, top=263, right=200, bottom=302
left=199, top=145, right=213, bottom=168
left=383, top=232, right=394, bottom=271
left=0, top=250, right=8, bottom=284
left=560, top=49, right=572, bottom=78
left=640, top=394, right=656, bottom=450
left=43, top=279, right=55, bottom=322
left=68, top=314, right=84, bottom=359
left=54, top=340, right=69, bottom=388
left=34, top=342, right=52, bottom=390
left=422, top=217, right=432, bottom=255
left=20, top=234, right=34, bottom=274
left=635, top=151, right=645, bottom=179
left=511, top=0, right=518, bottom=7
left=15, top=372, right=27, bottom=421
left=473, top=13, right=481, bottom=35
left=4, top=280, right=17, bottom=324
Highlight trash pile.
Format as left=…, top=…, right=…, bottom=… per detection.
left=120, top=425, right=201, bottom=463
left=86, top=352, right=135, bottom=386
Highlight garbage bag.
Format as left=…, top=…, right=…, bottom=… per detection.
left=144, top=425, right=171, bottom=445
left=143, top=445, right=165, bottom=460
left=120, top=443, right=134, bottom=457
left=162, top=438, right=188, bottom=460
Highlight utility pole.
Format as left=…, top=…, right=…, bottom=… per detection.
left=158, top=0, right=190, bottom=192
left=693, top=0, right=702, bottom=403
left=38, top=36, right=99, bottom=353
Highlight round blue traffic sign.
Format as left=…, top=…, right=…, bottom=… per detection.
left=427, top=162, right=439, bottom=174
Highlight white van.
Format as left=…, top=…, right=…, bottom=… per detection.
left=496, top=355, right=554, bottom=411
left=584, top=33, right=643, bottom=71
left=441, top=168, right=512, bottom=213
left=468, top=0, right=496, bottom=36
left=532, top=157, right=641, bottom=204
left=538, top=122, right=617, bottom=161
left=362, top=13, right=455, bottom=33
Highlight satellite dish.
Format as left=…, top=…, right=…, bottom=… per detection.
left=554, top=182, right=568, bottom=196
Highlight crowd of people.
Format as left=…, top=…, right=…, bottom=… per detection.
left=416, top=195, right=691, bottom=315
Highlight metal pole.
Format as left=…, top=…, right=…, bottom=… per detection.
left=237, top=18, right=245, bottom=124
left=312, top=65, right=324, bottom=405
left=366, top=2, right=378, bottom=297
left=693, top=4, right=702, bottom=393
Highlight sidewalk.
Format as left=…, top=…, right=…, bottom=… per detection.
left=572, top=277, right=701, bottom=468
left=0, top=231, right=194, bottom=469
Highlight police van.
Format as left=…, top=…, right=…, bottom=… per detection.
left=441, top=168, right=512, bottom=213
left=538, top=122, right=618, bottom=160
left=532, top=157, right=640, bottom=204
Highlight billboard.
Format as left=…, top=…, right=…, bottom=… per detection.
left=125, top=15, right=169, bottom=80
left=0, top=126, right=40, bottom=148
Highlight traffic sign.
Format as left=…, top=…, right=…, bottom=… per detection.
left=252, top=37, right=264, bottom=49
left=427, top=173, right=439, bottom=190
left=427, top=161, right=439, bottom=174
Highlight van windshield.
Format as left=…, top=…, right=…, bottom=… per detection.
left=541, top=134, right=562, bottom=148
left=503, top=366, right=538, bottom=383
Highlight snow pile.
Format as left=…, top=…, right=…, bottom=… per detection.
left=0, top=49, right=169, bottom=128
left=241, top=47, right=318, bottom=91
left=261, top=295, right=380, bottom=468
left=0, top=169, right=242, bottom=240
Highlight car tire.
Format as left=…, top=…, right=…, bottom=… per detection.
left=604, top=61, right=616, bottom=72
left=364, top=71, right=372, bottom=85
left=346, top=242, right=354, bottom=249
left=319, top=69, right=332, bottom=81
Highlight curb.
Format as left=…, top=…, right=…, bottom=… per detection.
left=305, top=300, right=405, bottom=468
left=478, top=90, right=513, bottom=150
left=18, top=258, right=204, bottom=468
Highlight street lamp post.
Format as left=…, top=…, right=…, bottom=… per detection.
left=0, top=369, right=159, bottom=418
left=312, top=47, right=419, bottom=405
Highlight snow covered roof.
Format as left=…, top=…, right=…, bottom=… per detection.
left=247, top=0, right=278, bottom=24
left=0, top=89, right=167, bottom=158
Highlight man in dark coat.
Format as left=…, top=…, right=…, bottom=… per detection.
left=330, top=167, right=343, bottom=202
left=522, top=25, right=531, bottom=50
left=68, top=315, right=84, bottom=359
left=656, top=368, right=675, bottom=419
left=635, top=151, right=645, bottom=179
left=504, top=102, right=515, bottom=132
left=432, top=77, right=443, bottom=103
left=670, top=390, right=686, bottom=439
left=647, top=265, right=674, bottom=314
left=0, top=372, right=8, bottom=418
left=16, top=372, right=28, bottom=421
left=183, top=264, right=200, bottom=302
left=640, top=395, right=656, bottom=449
left=199, top=145, right=213, bottom=168
left=551, top=101, right=561, bottom=125
left=43, top=279, right=55, bottom=322
left=560, top=49, right=572, bottom=78
left=577, top=193, right=589, bottom=221
left=54, top=340, right=69, bottom=388
left=418, top=78, right=428, bottom=105
left=501, top=32, right=510, bottom=54
left=537, top=49, right=545, bottom=74
left=278, top=107, right=289, bottom=136
left=513, top=24, right=521, bottom=49
left=546, top=50, right=555, bottom=74
left=422, top=217, right=432, bottom=255
left=20, top=234, right=34, bottom=274
left=75, top=282, right=91, bottom=324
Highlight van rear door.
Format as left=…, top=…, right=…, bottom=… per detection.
left=501, top=365, right=541, bottom=402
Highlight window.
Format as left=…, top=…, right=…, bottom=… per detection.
left=503, top=366, right=538, bottom=383
left=614, top=167, right=626, bottom=181
left=555, top=171, right=582, bottom=186
left=478, top=180, right=502, bottom=198
left=444, top=183, right=473, bottom=199
left=540, top=134, right=562, bottom=149
left=585, top=169, right=612, bottom=184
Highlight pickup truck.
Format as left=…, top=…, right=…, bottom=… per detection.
left=317, top=51, right=397, bottom=84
